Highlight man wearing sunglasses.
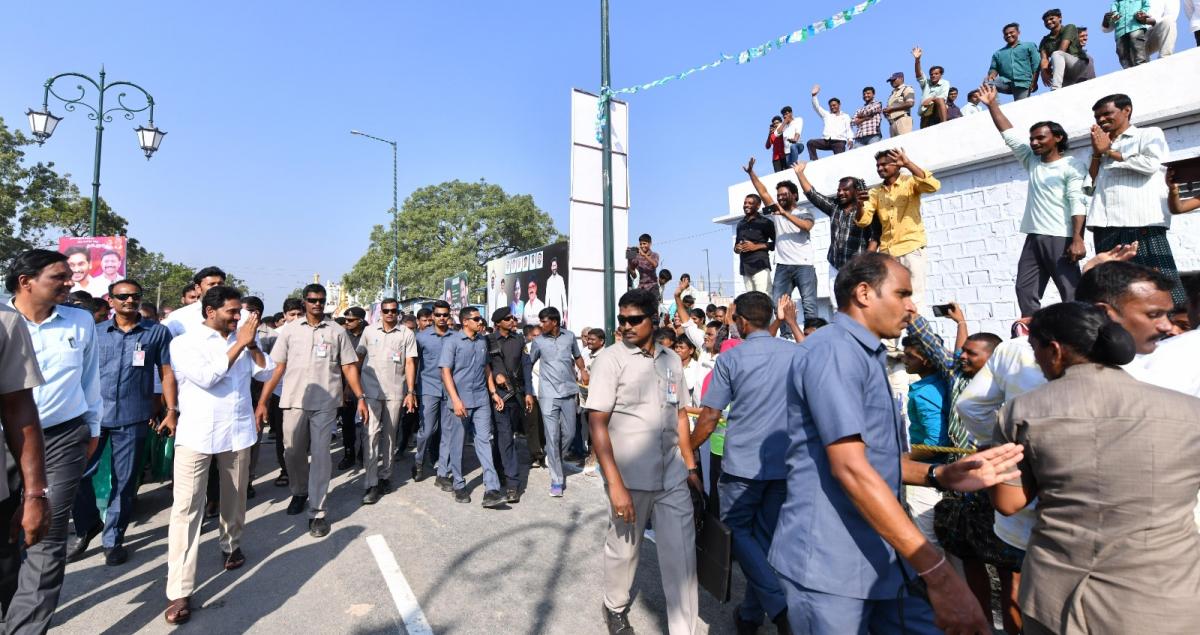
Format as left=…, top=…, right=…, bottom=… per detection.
left=487, top=307, right=525, bottom=504
left=69, top=279, right=177, bottom=567
left=439, top=307, right=506, bottom=507
left=415, top=301, right=454, bottom=483
left=356, top=299, right=417, bottom=505
left=528, top=307, right=588, bottom=498
left=336, top=307, right=368, bottom=471
left=586, top=288, right=701, bottom=635
left=256, top=284, right=368, bottom=538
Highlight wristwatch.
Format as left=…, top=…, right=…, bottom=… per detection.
left=24, top=487, right=51, bottom=500
left=925, top=463, right=945, bottom=491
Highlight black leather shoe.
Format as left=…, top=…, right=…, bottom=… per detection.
left=104, top=545, right=128, bottom=566
left=378, top=478, right=392, bottom=492
left=362, top=486, right=382, bottom=505
left=453, top=488, right=470, bottom=504
left=505, top=487, right=521, bottom=504
left=734, top=609, right=761, bottom=635
left=286, top=495, right=308, bottom=516
left=481, top=489, right=505, bottom=508
left=435, top=476, right=453, bottom=492
left=308, top=518, right=330, bottom=538
left=603, top=605, right=635, bottom=634
left=337, top=454, right=354, bottom=470
left=411, top=465, right=427, bottom=482
left=66, top=525, right=101, bottom=563
left=247, top=483, right=256, bottom=499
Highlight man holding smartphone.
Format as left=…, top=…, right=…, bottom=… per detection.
left=1104, top=0, right=1153, bottom=68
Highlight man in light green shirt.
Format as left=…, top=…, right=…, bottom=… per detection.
left=913, top=46, right=950, bottom=128
left=977, top=84, right=1087, bottom=317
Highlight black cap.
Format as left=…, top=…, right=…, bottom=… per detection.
left=491, top=307, right=512, bottom=324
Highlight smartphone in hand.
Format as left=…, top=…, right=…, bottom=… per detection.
left=932, top=304, right=953, bottom=318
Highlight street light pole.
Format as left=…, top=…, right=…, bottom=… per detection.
left=702, top=248, right=712, bottom=303
left=27, top=67, right=165, bottom=236
left=600, top=0, right=616, bottom=343
left=350, top=130, right=401, bottom=300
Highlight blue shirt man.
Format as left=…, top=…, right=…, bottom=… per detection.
left=438, top=307, right=505, bottom=507
left=96, top=318, right=173, bottom=426
left=528, top=308, right=586, bottom=494
left=413, top=307, right=455, bottom=480
left=766, top=253, right=998, bottom=634
left=693, top=292, right=797, bottom=630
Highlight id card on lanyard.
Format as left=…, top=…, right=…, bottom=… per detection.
left=132, top=341, right=146, bottom=367
left=314, top=333, right=329, bottom=358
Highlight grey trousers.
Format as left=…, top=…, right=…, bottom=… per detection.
left=416, top=395, right=446, bottom=470
left=440, top=406, right=500, bottom=492
left=364, top=398, right=401, bottom=489
left=1116, top=29, right=1149, bottom=68
left=1015, top=233, right=1081, bottom=317
left=541, top=396, right=577, bottom=487
left=1048, top=50, right=1089, bottom=89
left=603, top=481, right=698, bottom=635
left=5, top=418, right=89, bottom=635
left=282, top=407, right=337, bottom=519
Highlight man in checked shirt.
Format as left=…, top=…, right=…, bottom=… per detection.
left=792, top=161, right=881, bottom=296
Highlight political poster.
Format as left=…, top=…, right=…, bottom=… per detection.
left=486, top=241, right=569, bottom=327
left=58, top=236, right=128, bottom=299
left=443, top=271, right=470, bottom=313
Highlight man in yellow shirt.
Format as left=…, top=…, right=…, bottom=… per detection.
left=855, top=148, right=940, bottom=311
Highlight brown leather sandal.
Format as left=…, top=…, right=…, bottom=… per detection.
left=222, top=548, right=246, bottom=570
left=164, top=597, right=191, bottom=625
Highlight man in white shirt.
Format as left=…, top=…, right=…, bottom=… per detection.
left=6, top=249, right=102, bottom=634
left=162, top=266, right=231, bottom=337
left=1136, top=275, right=1199, bottom=397
left=807, top=85, right=853, bottom=160
left=1146, top=0, right=1180, bottom=57
left=743, top=162, right=819, bottom=326
left=1086, top=93, right=1185, bottom=307
left=959, top=89, right=985, bottom=116
left=163, top=286, right=273, bottom=625
left=522, top=279, right=546, bottom=326
left=780, top=105, right=804, bottom=167
left=1187, top=0, right=1200, bottom=47
left=977, top=84, right=1088, bottom=316
left=544, top=258, right=568, bottom=324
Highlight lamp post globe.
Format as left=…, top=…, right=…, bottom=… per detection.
left=25, top=108, right=62, bottom=145
left=135, top=124, right=166, bottom=159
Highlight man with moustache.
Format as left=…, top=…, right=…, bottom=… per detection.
left=356, top=298, right=418, bottom=505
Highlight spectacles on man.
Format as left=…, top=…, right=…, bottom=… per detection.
left=112, top=293, right=142, bottom=302
left=616, top=314, right=651, bottom=326
left=304, top=297, right=326, bottom=304
left=380, top=308, right=399, bottom=314
left=433, top=312, right=450, bottom=318
left=465, top=315, right=484, bottom=323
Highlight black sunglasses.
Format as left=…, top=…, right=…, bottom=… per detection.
left=433, top=312, right=450, bottom=318
left=465, top=315, right=484, bottom=322
left=616, top=314, right=650, bottom=326
left=304, top=297, right=326, bottom=304
left=380, top=308, right=399, bottom=314
left=111, top=293, right=142, bottom=301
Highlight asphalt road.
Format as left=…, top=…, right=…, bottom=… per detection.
left=53, top=435, right=761, bottom=634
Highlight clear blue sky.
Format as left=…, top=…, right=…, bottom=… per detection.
left=2, top=1, right=1186, bottom=310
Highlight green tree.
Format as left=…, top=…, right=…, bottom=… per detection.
left=0, top=116, right=77, bottom=264
left=344, top=179, right=561, bottom=301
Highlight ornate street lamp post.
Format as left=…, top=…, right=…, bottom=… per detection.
left=27, top=67, right=164, bottom=236
left=350, top=129, right=401, bottom=300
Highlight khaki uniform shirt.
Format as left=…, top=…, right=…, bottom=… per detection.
left=270, top=318, right=359, bottom=410
left=0, top=305, right=45, bottom=503
left=584, top=341, right=690, bottom=491
left=357, top=323, right=418, bottom=401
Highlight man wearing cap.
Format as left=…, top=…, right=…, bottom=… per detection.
left=487, top=306, right=525, bottom=503
left=882, top=72, right=916, bottom=137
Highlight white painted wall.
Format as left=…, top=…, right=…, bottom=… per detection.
left=716, top=49, right=1200, bottom=339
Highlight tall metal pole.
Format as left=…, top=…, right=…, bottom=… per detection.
left=703, top=248, right=712, bottom=302
left=89, top=67, right=107, bottom=237
left=600, top=0, right=616, bottom=342
left=350, top=130, right=400, bottom=299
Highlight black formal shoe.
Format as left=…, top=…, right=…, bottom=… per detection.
left=247, top=483, right=257, bottom=499
left=337, top=454, right=354, bottom=470
left=411, top=465, right=427, bottom=482
left=362, top=486, right=382, bottom=505
left=453, top=488, right=471, bottom=504
left=66, top=525, right=101, bottom=563
left=104, top=545, right=128, bottom=566
left=308, top=518, right=330, bottom=538
left=378, top=478, right=392, bottom=492
left=435, top=476, right=453, bottom=492
left=505, top=487, right=521, bottom=504
left=481, top=489, right=505, bottom=508
left=286, top=495, right=308, bottom=516
left=603, top=605, right=635, bottom=634
left=733, top=609, right=760, bottom=635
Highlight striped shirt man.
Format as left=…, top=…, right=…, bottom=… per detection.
left=1085, top=124, right=1169, bottom=228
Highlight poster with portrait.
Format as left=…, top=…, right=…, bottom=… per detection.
left=486, top=241, right=569, bottom=327
left=58, top=236, right=127, bottom=299
left=442, top=271, right=469, bottom=313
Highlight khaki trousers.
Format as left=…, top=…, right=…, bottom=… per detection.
left=888, top=114, right=913, bottom=136
left=166, top=445, right=249, bottom=601
left=895, top=247, right=927, bottom=313
left=282, top=407, right=337, bottom=519
left=603, top=481, right=698, bottom=635
left=365, top=398, right=402, bottom=489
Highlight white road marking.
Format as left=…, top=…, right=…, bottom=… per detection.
left=367, top=534, right=435, bottom=635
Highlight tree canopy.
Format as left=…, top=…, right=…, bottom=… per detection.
left=343, top=179, right=562, bottom=302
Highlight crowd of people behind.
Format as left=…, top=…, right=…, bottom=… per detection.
left=765, top=3, right=1199, bottom=166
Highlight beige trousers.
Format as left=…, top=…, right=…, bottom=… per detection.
left=603, top=481, right=698, bottom=635
left=742, top=269, right=772, bottom=294
left=282, top=407, right=337, bottom=519
left=365, top=398, right=402, bottom=489
left=895, top=247, right=927, bottom=313
left=166, top=445, right=249, bottom=600
left=888, top=114, right=913, bottom=136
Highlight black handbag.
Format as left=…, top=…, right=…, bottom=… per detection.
left=692, top=487, right=732, bottom=603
